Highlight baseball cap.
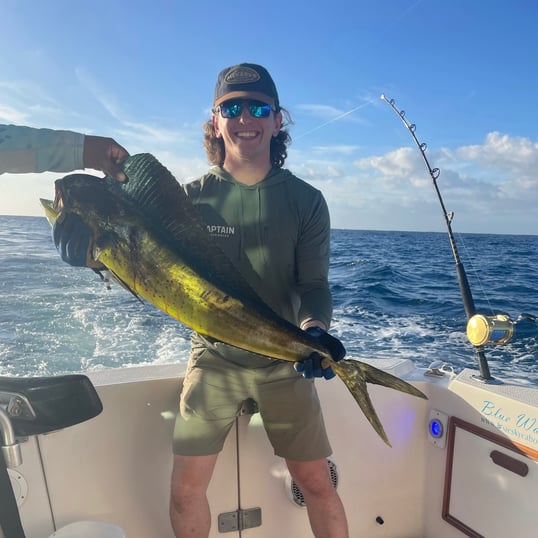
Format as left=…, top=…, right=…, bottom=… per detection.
left=213, top=63, right=280, bottom=110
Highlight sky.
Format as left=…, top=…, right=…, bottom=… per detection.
left=1, top=0, right=537, bottom=234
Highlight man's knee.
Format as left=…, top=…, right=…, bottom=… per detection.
left=286, top=458, right=334, bottom=497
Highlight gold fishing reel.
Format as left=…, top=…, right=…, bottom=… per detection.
left=466, top=314, right=514, bottom=346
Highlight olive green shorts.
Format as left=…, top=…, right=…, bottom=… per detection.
left=172, top=345, right=332, bottom=461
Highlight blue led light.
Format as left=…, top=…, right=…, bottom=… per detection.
left=429, top=419, right=444, bottom=438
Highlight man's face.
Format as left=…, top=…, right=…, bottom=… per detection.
left=212, top=98, right=282, bottom=166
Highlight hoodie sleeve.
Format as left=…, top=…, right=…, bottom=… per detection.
left=296, top=189, right=333, bottom=329
left=0, top=124, right=84, bottom=174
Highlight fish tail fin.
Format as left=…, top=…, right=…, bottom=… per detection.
left=331, top=359, right=427, bottom=447
left=357, top=360, right=428, bottom=400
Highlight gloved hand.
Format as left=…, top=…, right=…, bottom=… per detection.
left=53, top=213, right=94, bottom=267
left=294, top=327, right=346, bottom=380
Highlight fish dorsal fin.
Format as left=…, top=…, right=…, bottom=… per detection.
left=112, top=154, right=273, bottom=313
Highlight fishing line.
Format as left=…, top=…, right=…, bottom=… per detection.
left=452, top=232, right=496, bottom=316
left=293, top=100, right=374, bottom=141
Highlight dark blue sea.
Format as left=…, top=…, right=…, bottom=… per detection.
left=1, top=216, right=537, bottom=385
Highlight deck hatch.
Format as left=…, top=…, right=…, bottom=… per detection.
left=443, top=416, right=534, bottom=538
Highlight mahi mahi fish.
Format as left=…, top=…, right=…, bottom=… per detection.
left=41, top=153, right=427, bottom=446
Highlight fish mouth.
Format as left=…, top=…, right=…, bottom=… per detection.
left=54, top=184, right=64, bottom=212
left=53, top=175, right=100, bottom=215
left=53, top=179, right=66, bottom=213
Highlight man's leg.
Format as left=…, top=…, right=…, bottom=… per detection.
left=170, top=453, right=219, bottom=538
left=286, top=458, right=349, bottom=538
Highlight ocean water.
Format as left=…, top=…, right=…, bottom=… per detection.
left=1, top=216, right=537, bottom=385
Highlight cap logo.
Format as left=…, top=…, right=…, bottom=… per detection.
left=224, top=66, right=260, bottom=85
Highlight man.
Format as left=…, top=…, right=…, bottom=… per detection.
left=169, top=63, right=349, bottom=537
left=52, top=63, right=348, bottom=536
left=0, top=124, right=129, bottom=181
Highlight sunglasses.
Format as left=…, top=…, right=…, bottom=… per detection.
left=214, top=100, right=276, bottom=119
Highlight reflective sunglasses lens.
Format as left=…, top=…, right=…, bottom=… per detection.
left=219, top=103, right=241, bottom=118
left=249, top=103, right=272, bottom=118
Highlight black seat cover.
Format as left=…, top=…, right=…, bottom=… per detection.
left=0, top=375, right=103, bottom=436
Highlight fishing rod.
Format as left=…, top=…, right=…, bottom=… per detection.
left=380, top=94, right=498, bottom=381
left=382, top=94, right=538, bottom=381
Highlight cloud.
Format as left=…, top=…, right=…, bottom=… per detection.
left=0, top=103, right=28, bottom=123
left=115, top=120, right=194, bottom=149
left=455, top=132, right=538, bottom=190
left=355, top=146, right=417, bottom=176
left=152, top=151, right=208, bottom=183
left=0, top=80, right=65, bottom=126
left=356, top=131, right=538, bottom=192
left=288, top=146, right=351, bottom=182
left=309, top=145, right=361, bottom=155
left=343, top=131, right=538, bottom=230
left=75, top=67, right=124, bottom=122
left=74, top=67, right=201, bottom=153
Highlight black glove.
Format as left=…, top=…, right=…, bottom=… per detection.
left=53, top=213, right=92, bottom=267
left=294, top=327, right=346, bottom=380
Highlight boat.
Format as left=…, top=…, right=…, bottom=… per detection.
left=2, top=351, right=537, bottom=537
left=2, top=98, right=537, bottom=537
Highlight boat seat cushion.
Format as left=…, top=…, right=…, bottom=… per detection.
left=0, top=375, right=102, bottom=436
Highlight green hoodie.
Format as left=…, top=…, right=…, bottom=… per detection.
left=184, top=166, right=333, bottom=366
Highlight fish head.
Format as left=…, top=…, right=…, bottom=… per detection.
left=53, top=173, right=129, bottom=261
left=54, top=174, right=119, bottom=221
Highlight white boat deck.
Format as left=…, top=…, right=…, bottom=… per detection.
left=2, top=359, right=537, bottom=537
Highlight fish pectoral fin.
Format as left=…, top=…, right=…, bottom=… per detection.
left=331, top=359, right=392, bottom=447
left=106, top=268, right=144, bottom=304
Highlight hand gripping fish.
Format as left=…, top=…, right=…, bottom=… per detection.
left=41, top=154, right=427, bottom=446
